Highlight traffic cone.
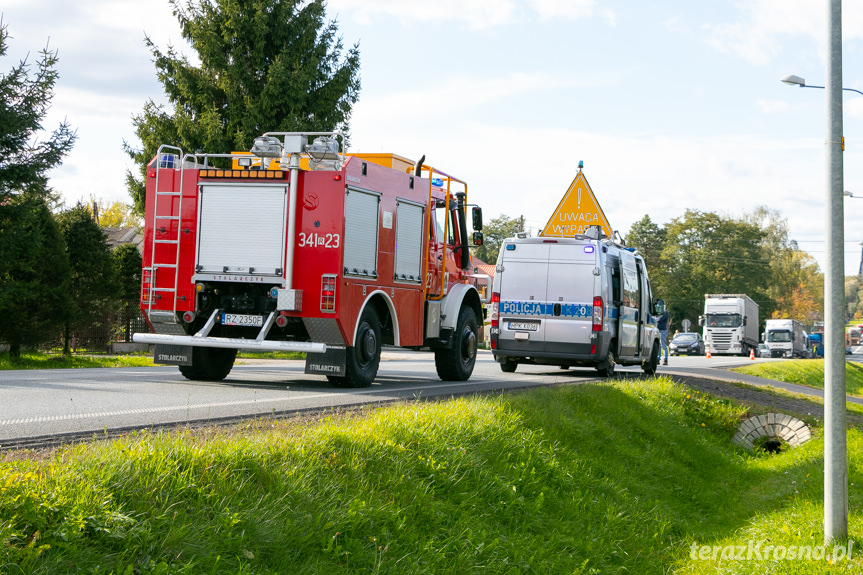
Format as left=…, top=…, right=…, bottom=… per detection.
left=706, top=346, right=711, bottom=359
left=750, top=348, right=755, bottom=360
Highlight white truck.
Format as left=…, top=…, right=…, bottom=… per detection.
left=699, top=294, right=759, bottom=356
left=489, top=228, right=661, bottom=377
left=764, top=318, right=807, bottom=358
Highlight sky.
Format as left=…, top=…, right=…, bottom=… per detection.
left=5, top=0, right=863, bottom=274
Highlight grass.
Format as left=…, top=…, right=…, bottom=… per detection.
left=2, top=377, right=862, bottom=574
left=0, top=352, right=154, bottom=370
left=732, top=359, right=863, bottom=397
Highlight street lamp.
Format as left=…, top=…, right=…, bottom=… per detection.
left=781, top=0, right=846, bottom=543
left=781, top=74, right=863, bottom=96
left=845, top=191, right=862, bottom=198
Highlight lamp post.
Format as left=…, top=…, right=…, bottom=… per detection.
left=780, top=0, right=847, bottom=543
left=845, top=191, right=862, bottom=199
left=781, top=74, right=863, bottom=97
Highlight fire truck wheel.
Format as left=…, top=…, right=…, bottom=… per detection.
left=642, top=342, right=660, bottom=375
left=178, top=347, right=237, bottom=381
left=499, top=357, right=518, bottom=373
left=435, top=305, right=478, bottom=381
left=333, top=307, right=381, bottom=388
left=597, top=345, right=616, bottom=378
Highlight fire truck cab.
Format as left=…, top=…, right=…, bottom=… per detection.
left=133, top=132, right=489, bottom=387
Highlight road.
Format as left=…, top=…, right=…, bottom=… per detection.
left=0, top=350, right=850, bottom=445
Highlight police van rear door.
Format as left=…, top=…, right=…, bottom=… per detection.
left=544, top=240, right=598, bottom=354
left=496, top=240, right=550, bottom=349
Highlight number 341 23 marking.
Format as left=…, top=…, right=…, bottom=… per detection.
left=298, top=232, right=340, bottom=248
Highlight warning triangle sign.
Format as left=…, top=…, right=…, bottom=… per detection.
left=540, top=171, right=613, bottom=238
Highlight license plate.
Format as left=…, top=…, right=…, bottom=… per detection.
left=508, top=321, right=539, bottom=331
left=222, top=313, right=263, bottom=327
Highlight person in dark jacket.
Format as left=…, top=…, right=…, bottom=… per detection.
left=656, top=299, right=669, bottom=365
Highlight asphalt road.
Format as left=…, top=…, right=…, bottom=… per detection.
left=0, top=349, right=852, bottom=444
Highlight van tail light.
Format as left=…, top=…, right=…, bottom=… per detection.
left=141, top=268, right=153, bottom=303
left=490, top=292, right=500, bottom=350
left=490, top=292, right=500, bottom=327
left=592, top=296, right=603, bottom=332
left=321, top=275, right=337, bottom=312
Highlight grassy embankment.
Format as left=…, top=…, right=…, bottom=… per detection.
left=733, top=359, right=863, bottom=397
left=0, top=351, right=304, bottom=370
left=2, top=377, right=862, bottom=574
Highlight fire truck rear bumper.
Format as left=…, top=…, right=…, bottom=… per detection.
left=132, top=333, right=326, bottom=354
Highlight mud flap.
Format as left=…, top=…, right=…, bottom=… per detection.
left=154, top=344, right=193, bottom=366
left=305, top=346, right=347, bottom=376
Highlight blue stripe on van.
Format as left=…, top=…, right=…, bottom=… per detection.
left=499, top=301, right=620, bottom=319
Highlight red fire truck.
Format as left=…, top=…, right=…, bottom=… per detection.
left=133, top=132, right=489, bottom=387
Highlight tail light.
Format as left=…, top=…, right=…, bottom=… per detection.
left=490, top=292, right=500, bottom=328
left=141, top=268, right=153, bottom=303
left=490, top=292, right=500, bottom=350
left=321, top=275, right=337, bottom=312
left=592, top=296, right=603, bottom=332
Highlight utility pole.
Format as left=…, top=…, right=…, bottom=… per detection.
left=824, top=0, right=848, bottom=543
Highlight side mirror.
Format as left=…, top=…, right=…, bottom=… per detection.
left=743, top=316, right=748, bottom=326
left=472, top=231, right=484, bottom=246
left=472, top=206, right=483, bottom=231
left=698, top=315, right=705, bottom=327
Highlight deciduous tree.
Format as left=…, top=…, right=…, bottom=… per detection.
left=473, top=214, right=527, bottom=264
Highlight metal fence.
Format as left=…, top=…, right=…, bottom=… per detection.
left=37, top=300, right=149, bottom=354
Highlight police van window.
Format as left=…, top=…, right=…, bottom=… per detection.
left=623, top=266, right=638, bottom=308
left=610, top=266, right=621, bottom=304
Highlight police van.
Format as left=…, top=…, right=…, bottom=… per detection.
left=489, top=227, right=661, bottom=377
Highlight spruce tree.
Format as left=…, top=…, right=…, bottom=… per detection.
left=0, top=20, right=76, bottom=358
left=124, top=0, right=361, bottom=215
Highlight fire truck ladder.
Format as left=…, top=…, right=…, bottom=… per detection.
left=146, top=145, right=186, bottom=326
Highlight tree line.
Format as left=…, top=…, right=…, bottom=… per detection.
left=1, top=0, right=361, bottom=358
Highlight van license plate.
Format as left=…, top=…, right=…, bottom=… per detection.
left=508, top=321, right=539, bottom=331
left=222, top=313, right=263, bottom=327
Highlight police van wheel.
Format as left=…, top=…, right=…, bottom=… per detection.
left=642, top=342, right=660, bottom=376
left=500, top=358, right=518, bottom=373
left=334, top=307, right=381, bottom=388
left=436, top=306, right=478, bottom=381
left=179, top=347, right=237, bottom=381
left=597, top=347, right=616, bottom=378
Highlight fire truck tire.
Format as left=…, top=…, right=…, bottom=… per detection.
left=435, top=305, right=478, bottom=381
left=332, top=307, right=381, bottom=388
left=499, top=357, right=518, bottom=373
left=178, top=347, right=237, bottom=381
left=642, top=342, right=660, bottom=375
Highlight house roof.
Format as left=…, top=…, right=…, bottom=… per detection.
left=471, top=255, right=495, bottom=278
left=104, top=227, right=143, bottom=251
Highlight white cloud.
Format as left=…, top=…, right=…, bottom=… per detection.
left=757, top=99, right=792, bottom=114
left=529, top=0, right=595, bottom=21
left=351, top=71, right=615, bottom=127
left=703, top=0, right=863, bottom=65
left=327, top=0, right=517, bottom=29
left=328, top=0, right=610, bottom=29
